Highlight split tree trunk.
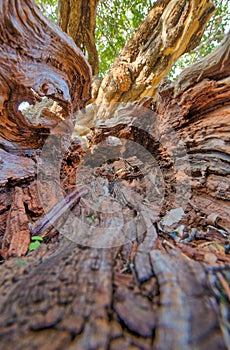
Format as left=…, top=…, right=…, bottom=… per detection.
left=0, top=1, right=229, bottom=350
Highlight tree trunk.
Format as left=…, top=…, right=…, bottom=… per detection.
left=58, top=0, right=99, bottom=75
left=0, top=1, right=229, bottom=350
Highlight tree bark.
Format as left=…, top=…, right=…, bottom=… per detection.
left=96, top=0, right=215, bottom=108
left=0, top=1, right=229, bottom=350
left=0, top=0, right=91, bottom=150
left=58, top=0, right=99, bottom=75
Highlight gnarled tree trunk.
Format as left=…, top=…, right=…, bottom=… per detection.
left=0, top=1, right=229, bottom=350
left=0, top=0, right=91, bottom=150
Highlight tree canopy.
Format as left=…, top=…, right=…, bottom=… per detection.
left=35, top=0, right=229, bottom=77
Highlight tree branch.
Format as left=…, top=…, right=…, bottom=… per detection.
left=96, top=0, right=215, bottom=113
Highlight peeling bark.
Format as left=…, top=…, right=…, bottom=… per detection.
left=0, top=34, right=229, bottom=347
left=96, top=0, right=215, bottom=108
left=0, top=1, right=229, bottom=350
left=2, top=187, right=30, bottom=257
left=0, top=0, right=91, bottom=150
left=156, top=34, right=230, bottom=225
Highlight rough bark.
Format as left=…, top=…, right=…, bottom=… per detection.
left=158, top=34, right=230, bottom=228
left=96, top=0, right=215, bottom=108
left=0, top=0, right=91, bottom=150
left=58, top=0, right=99, bottom=75
left=0, top=1, right=229, bottom=350
left=0, top=34, right=229, bottom=349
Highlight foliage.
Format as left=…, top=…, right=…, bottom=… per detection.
left=169, top=0, right=230, bottom=79
left=35, top=0, right=229, bottom=77
left=35, top=0, right=58, bottom=22
left=86, top=215, right=96, bottom=223
left=96, top=0, right=155, bottom=74
left=28, top=236, right=43, bottom=251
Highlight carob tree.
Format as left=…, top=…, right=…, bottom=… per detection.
left=0, top=1, right=229, bottom=350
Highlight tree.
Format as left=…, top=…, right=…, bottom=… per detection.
left=58, top=0, right=99, bottom=75
left=0, top=1, right=229, bottom=350
left=36, top=0, right=230, bottom=76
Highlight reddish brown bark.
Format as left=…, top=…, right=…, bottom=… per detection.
left=0, top=0, right=91, bottom=150
left=58, top=0, right=99, bottom=75
left=0, top=1, right=229, bottom=350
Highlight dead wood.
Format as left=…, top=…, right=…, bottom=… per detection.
left=0, top=1, right=229, bottom=350
left=0, top=0, right=91, bottom=150
left=0, top=34, right=229, bottom=348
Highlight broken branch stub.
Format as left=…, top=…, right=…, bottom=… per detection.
left=0, top=0, right=91, bottom=149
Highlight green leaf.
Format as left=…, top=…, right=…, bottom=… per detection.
left=31, top=236, right=43, bottom=242
left=34, top=0, right=230, bottom=76
left=86, top=216, right=95, bottom=223
left=29, top=241, right=41, bottom=251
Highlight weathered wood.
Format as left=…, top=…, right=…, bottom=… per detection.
left=0, top=2, right=229, bottom=350
left=2, top=187, right=30, bottom=257
left=30, top=186, right=88, bottom=238
left=0, top=149, right=35, bottom=187
left=156, top=34, right=230, bottom=226
left=0, top=0, right=91, bottom=150
left=150, top=249, right=227, bottom=350
left=92, top=34, right=230, bottom=228
left=0, top=234, right=228, bottom=350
